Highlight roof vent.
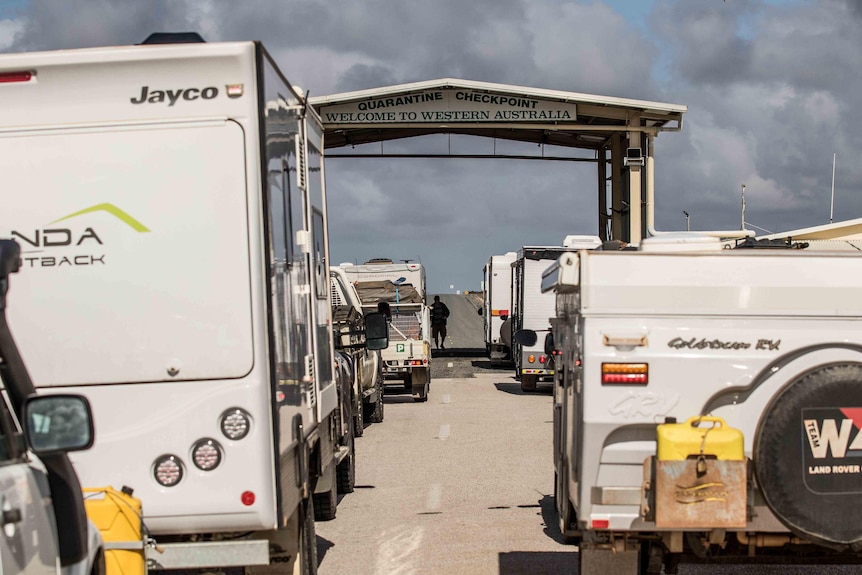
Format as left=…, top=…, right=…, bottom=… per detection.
left=141, top=32, right=206, bottom=45
left=562, top=235, right=603, bottom=250
left=639, top=233, right=723, bottom=253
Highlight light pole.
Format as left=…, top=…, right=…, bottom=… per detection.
left=740, top=184, right=747, bottom=231
left=683, top=210, right=690, bottom=231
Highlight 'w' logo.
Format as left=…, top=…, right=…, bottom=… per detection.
left=805, top=408, right=862, bottom=459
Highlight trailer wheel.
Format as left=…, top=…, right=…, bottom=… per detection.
left=412, top=367, right=429, bottom=402
left=337, top=427, right=355, bottom=494
left=520, top=374, right=538, bottom=392
left=353, top=391, right=364, bottom=437
left=313, top=465, right=338, bottom=521
left=299, top=498, right=318, bottom=575
left=555, top=470, right=579, bottom=544
left=754, top=363, right=862, bottom=551
left=365, top=378, right=384, bottom=423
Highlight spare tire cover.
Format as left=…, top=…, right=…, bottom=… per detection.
left=755, top=363, right=862, bottom=550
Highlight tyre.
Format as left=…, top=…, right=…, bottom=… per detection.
left=754, top=363, right=862, bottom=550
left=337, top=428, right=355, bottom=494
left=555, top=470, right=579, bottom=544
left=313, top=465, right=337, bottom=521
left=404, top=372, right=413, bottom=389
left=412, top=367, right=429, bottom=402
left=520, top=374, right=538, bottom=392
left=364, top=378, right=384, bottom=423
left=299, top=498, right=318, bottom=575
left=353, top=412, right=364, bottom=438
left=353, top=391, right=364, bottom=437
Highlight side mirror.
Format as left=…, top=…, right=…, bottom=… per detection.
left=24, top=394, right=94, bottom=455
left=513, top=329, right=537, bottom=347
left=544, top=332, right=555, bottom=356
left=477, top=308, right=483, bottom=316
left=364, top=312, right=390, bottom=350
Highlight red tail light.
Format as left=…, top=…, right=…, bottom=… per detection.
left=601, top=363, right=648, bottom=385
left=0, top=71, right=33, bottom=83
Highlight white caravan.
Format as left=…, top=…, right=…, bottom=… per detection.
left=535, top=233, right=862, bottom=574
left=481, top=252, right=517, bottom=362
left=338, top=260, right=431, bottom=402
left=0, top=35, right=382, bottom=575
left=511, top=236, right=601, bottom=392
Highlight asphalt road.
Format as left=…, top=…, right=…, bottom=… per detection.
left=315, top=295, right=862, bottom=575
left=429, top=293, right=485, bottom=354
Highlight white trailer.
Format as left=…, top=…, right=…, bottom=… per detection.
left=339, top=260, right=431, bottom=402
left=0, top=35, right=374, bottom=575
left=537, top=233, right=862, bottom=573
left=481, top=252, right=517, bottom=362
left=511, top=236, right=601, bottom=392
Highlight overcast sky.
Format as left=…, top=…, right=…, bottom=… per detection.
left=1, top=0, right=858, bottom=293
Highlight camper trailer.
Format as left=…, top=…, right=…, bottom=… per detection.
left=535, top=233, right=862, bottom=573
left=339, top=260, right=431, bottom=402
left=0, top=36, right=386, bottom=575
left=481, top=252, right=517, bottom=362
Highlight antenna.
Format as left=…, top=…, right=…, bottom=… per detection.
left=830, top=152, right=836, bottom=224
left=740, top=184, right=747, bottom=230
left=683, top=210, right=690, bottom=231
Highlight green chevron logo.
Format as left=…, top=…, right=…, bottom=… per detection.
left=50, top=203, right=150, bottom=232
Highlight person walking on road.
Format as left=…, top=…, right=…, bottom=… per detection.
left=430, top=295, right=450, bottom=349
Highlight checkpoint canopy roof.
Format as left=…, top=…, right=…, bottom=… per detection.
left=309, top=78, right=687, bottom=151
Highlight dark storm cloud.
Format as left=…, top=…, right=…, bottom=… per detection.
left=6, top=0, right=195, bottom=51
left=3, top=0, right=859, bottom=289
left=649, top=0, right=862, bottom=236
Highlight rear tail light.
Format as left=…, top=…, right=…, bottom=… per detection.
left=192, top=438, right=223, bottom=471
left=0, top=71, right=33, bottom=83
left=601, top=363, right=648, bottom=385
left=527, top=355, right=536, bottom=363
left=220, top=408, right=251, bottom=440
left=539, top=355, right=547, bottom=363
left=153, top=455, right=184, bottom=487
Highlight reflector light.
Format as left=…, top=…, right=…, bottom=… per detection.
left=154, top=455, right=184, bottom=487
left=601, top=363, right=648, bottom=385
left=192, top=438, right=223, bottom=471
left=220, top=408, right=251, bottom=440
left=527, top=355, right=536, bottom=363
left=592, top=519, right=610, bottom=529
left=0, top=71, right=32, bottom=83
left=241, top=491, right=256, bottom=506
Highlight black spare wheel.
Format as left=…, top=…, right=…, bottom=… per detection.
left=754, top=363, right=862, bottom=551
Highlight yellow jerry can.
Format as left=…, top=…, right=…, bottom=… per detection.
left=83, top=486, right=146, bottom=575
left=657, top=415, right=744, bottom=461
left=652, top=416, right=747, bottom=529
